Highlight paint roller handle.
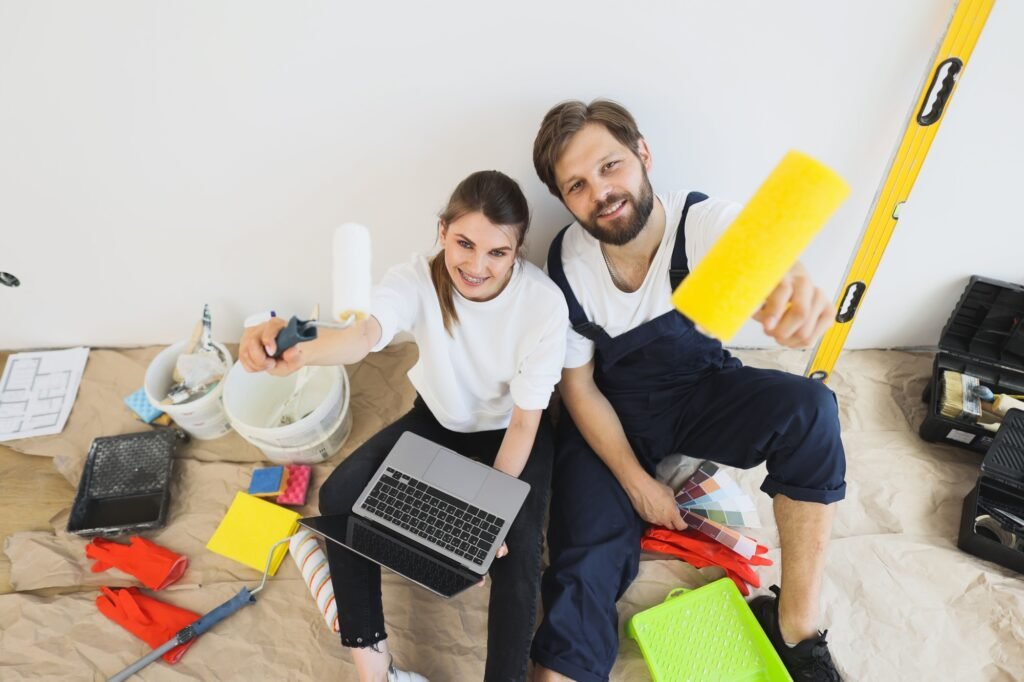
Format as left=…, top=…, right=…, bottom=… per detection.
left=272, top=317, right=318, bottom=359
left=187, top=587, right=256, bottom=637
left=107, top=588, right=256, bottom=682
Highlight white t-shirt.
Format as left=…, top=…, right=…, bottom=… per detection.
left=370, top=254, right=569, bottom=432
left=557, top=191, right=741, bottom=368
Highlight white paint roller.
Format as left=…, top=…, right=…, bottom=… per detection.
left=288, top=529, right=340, bottom=632
left=332, top=223, right=372, bottom=324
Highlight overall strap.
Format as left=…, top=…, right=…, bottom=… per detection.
left=668, top=191, right=709, bottom=289
left=546, top=225, right=612, bottom=343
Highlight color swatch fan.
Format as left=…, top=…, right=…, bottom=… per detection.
left=675, top=462, right=761, bottom=559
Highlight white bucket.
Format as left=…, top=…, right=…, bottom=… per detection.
left=222, top=362, right=352, bottom=464
left=144, top=340, right=233, bottom=440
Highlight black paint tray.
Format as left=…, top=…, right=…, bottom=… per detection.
left=66, top=429, right=186, bottom=536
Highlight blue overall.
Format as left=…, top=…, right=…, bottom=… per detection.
left=530, top=193, right=847, bottom=682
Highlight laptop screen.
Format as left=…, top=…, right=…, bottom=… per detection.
left=299, top=514, right=480, bottom=598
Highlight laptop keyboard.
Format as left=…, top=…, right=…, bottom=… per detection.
left=360, top=467, right=506, bottom=566
left=350, top=520, right=473, bottom=595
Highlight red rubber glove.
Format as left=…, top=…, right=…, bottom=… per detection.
left=86, top=537, right=188, bottom=590
left=642, top=534, right=760, bottom=595
left=641, top=526, right=773, bottom=596
left=96, top=587, right=200, bottom=664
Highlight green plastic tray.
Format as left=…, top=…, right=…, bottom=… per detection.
left=626, top=578, right=791, bottom=682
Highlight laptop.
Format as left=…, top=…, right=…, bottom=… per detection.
left=299, top=431, right=531, bottom=598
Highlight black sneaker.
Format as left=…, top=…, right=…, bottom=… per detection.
left=749, top=585, right=841, bottom=681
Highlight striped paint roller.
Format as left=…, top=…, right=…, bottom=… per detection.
left=672, top=150, right=850, bottom=342
left=288, top=529, right=340, bottom=633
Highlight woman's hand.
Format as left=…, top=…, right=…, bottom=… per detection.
left=240, top=315, right=382, bottom=375
left=476, top=543, right=509, bottom=587
left=239, top=317, right=305, bottom=376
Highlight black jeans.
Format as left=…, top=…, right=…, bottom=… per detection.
left=318, top=397, right=553, bottom=682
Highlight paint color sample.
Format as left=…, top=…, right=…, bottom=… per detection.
left=674, top=461, right=762, bottom=549
left=679, top=508, right=757, bottom=559
left=688, top=503, right=761, bottom=524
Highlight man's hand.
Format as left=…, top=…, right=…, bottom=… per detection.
left=752, top=263, right=832, bottom=348
left=624, top=472, right=687, bottom=530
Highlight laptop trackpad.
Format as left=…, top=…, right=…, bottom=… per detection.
left=423, top=449, right=487, bottom=500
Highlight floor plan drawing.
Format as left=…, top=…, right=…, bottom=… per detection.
left=0, top=347, right=89, bottom=441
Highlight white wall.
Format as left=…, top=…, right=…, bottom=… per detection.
left=1, top=0, right=1020, bottom=350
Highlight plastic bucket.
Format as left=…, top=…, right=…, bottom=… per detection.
left=222, top=362, right=352, bottom=464
left=144, top=341, right=233, bottom=440
left=249, top=403, right=353, bottom=465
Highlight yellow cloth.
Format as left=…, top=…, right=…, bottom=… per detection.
left=206, top=492, right=299, bottom=575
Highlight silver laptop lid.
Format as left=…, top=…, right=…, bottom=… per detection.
left=299, top=514, right=479, bottom=599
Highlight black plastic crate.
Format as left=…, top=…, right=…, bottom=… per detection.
left=981, top=408, right=1024, bottom=493
left=919, top=276, right=1024, bottom=453
left=957, top=410, right=1024, bottom=574
left=958, top=483, right=1024, bottom=575
left=66, top=428, right=186, bottom=536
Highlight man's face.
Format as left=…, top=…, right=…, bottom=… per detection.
left=553, top=123, right=654, bottom=246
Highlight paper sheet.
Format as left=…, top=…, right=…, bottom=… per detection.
left=0, top=347, right=89, bottom=442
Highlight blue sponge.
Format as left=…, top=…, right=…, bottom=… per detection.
left=248, top=466, right=286, bottom=497
left=124, top=388, right=164, bottom=424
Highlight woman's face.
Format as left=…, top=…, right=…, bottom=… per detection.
left=439, top=211, right=518, bottom=302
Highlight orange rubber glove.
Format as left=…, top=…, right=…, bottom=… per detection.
left=86, top=537, right=188, bottom=591
left=641, top=526, right=773, bottom=596
left=95, top=587, right=200, bottom=664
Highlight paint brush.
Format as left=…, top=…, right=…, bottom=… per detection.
left=939, top=370, right=1024, bottom=426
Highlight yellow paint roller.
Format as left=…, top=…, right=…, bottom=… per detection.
left=671, top=150, right=850, bottom=342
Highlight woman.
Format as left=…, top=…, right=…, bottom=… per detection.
left=240, top=170, right=568, bottom=682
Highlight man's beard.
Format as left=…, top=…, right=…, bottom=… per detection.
left=576, top=172, right=655, bottom=246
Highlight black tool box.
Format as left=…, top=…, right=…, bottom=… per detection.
left=958, top=408, right=1024, bottom=574
left=919, top=275, right=1024, bottom=453
left=66, top=428, right=187, bottom=536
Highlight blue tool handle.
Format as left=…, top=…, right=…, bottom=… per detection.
left=189, top=587, right=256, bottom=637
left=108, top=587, right=256, bottom=682
left=272, top=316, right=318, bottom=359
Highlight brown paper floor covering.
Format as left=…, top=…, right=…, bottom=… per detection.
left=1, top=345, right=1022, bottom=680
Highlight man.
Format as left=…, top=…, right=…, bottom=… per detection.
left=528, top=99, right=845, bottom=682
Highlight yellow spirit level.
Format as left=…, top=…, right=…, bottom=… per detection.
left=805, top=0, right=995, bottom=382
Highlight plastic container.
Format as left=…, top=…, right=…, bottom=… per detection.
left=957, top=408, right=1024, bottom=575
left=144, top=341, right=233, bottom=440
left=222, top=362, right=352, bottom=464
left=626, top=578, right=790, bottom=682
left=920, top=276, right=1024, bottom=453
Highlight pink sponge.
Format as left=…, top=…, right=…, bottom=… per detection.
left=276, top=465, right=311, bottom=506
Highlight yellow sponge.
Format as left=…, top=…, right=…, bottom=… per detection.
left=206, top=492, right=300, bottom=575
left=671, top=150, right=849, bottom=341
